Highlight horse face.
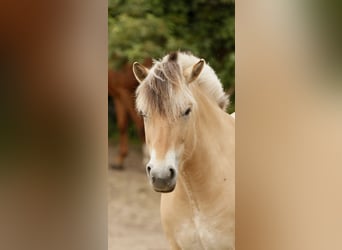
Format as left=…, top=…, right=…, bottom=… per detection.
left=143, top=111, right=192, bottom=193
left=133, top=53, right=205, bottom=193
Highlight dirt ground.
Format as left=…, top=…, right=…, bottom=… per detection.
left=108, top=142, right=169, bottom=250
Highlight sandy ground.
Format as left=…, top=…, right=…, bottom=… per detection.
left=108, top=142, right=169, bottom=250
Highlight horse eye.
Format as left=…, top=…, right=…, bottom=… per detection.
left=183, top=108, right=192, bottom=116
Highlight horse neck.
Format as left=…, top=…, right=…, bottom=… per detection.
left=177, top=87, right=234, bottom=208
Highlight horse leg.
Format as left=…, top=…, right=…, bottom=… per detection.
left=111, top=98, right=128, bottom=169
left=120, top=90, right=149, bottom=167
left=132, top=113, right=149, bottom=166
left=119, top=90, right=145, bottom=140
left=132, top=112, right=150, bottom=167
left=129, top=96, right=149, bottom=166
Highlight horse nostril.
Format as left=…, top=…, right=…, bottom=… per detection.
left=147, top=165, right=152, bottom=175
left=169, top=167, right=175, bottom=179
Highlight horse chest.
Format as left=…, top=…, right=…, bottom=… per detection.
left=174, top=213, right=232, bottom=250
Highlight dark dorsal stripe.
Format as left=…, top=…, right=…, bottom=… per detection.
left=168, top=51, right=178, bottom=61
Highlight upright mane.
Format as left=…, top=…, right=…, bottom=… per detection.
left=136, top=51, right=228, bottom=121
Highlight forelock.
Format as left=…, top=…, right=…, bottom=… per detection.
left=136, top=54, right=196, bottom=121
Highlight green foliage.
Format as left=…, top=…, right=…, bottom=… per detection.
left=109, top=0, right=235, bottom=110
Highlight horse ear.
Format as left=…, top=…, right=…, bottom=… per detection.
left=187, top=59, right=205, bottom=83
left=133, top=62, right=149, bottom=83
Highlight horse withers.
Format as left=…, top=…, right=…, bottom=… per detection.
left=133, top=52, right=235, bottom=250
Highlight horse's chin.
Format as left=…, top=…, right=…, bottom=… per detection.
left=153, top=185, right=176, bottom=193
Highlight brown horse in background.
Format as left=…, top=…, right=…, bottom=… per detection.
left=108, top=58, right=152, bottom=169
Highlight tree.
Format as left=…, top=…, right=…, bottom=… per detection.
left=109, top=0, right=235, bottom=111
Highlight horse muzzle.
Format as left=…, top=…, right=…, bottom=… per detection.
left=146, top=164, right=177, bottom=193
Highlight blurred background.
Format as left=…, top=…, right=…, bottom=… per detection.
left=108, top=0, right=235, bottom=249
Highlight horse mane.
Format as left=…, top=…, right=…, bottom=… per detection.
left=177, top=52, right=229, bottom=110
left=136, top=51, right=228, bottom=121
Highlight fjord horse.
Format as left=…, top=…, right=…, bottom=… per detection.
left=133, top=52, right=235, bottom=249
left=108, top=58, right=152, bottom=169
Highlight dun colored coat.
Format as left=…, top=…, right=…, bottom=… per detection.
left=133, top=52, right=235, bottom=250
